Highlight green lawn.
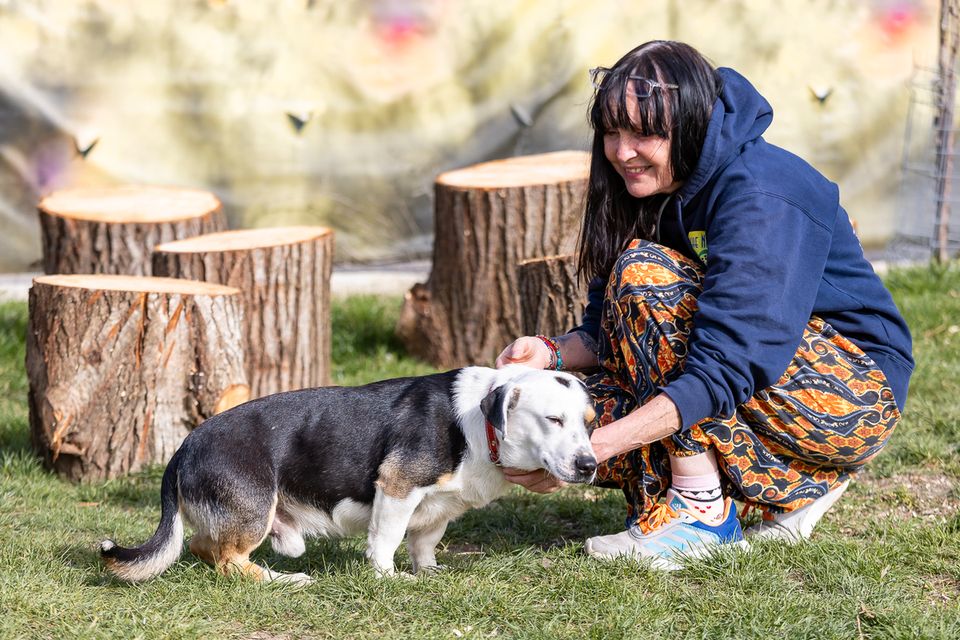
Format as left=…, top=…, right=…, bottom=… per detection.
left=1, top=270, right=959, bottom=639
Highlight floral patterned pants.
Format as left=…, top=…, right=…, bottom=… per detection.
left=590, top=241, right=901, bottom=528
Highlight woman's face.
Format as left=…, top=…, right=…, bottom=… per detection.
left=601, top=85, right=682, bottom=198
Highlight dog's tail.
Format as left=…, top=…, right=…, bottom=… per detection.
left=100, top=452, right=184, bottom=582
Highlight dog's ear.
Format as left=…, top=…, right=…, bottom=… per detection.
left=480, top=386, right=508, bottom=438
left=480, top=385, right=522, bottom=439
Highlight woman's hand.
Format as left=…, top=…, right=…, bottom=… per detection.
left=502, top=467, right=567, bottom=493
left=589, top=394, right=682, bottom=461
left=495, top=336, right=551, bottom=369
left=589, top=424, right=635, bottom=464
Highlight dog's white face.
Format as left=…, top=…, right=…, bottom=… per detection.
left=481, top=368, right=597, bottom=483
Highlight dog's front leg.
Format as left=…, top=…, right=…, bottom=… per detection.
left=366, top=486, right=425, bottom=578
left=408, top=520, right=449, bottom=574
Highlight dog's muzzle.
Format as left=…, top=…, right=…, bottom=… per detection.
left=560, top=453, right=598, bottom=484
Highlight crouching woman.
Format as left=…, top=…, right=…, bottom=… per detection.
left=496, top=40, right=913, bottom=569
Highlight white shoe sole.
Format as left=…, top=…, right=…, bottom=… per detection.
left=585, top=538, right=751, bottom=571
left=743, top=480, right=850, bottom=542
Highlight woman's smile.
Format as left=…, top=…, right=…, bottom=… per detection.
left=602, top=88, right=681, bottom=197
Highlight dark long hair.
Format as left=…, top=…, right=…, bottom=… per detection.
left=577, top=40, right=722, bottom=281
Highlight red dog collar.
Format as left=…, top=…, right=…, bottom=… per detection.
left=485, top=418, right=501, bottom=465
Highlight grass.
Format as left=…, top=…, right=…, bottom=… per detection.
left=1, top=269, right=959, bottom=639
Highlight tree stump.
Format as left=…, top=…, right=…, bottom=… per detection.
left=38, top=185, right=227, bottom=276
left=27, top=274, right=249, bottom=482
left=397, top=151, right=589, bottom=367
left=517, top=254, right=587, bottom=338
left=151, top=226, right=334, bottom=398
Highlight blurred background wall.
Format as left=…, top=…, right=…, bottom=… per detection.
left=0, top=0, right=940, bottom=271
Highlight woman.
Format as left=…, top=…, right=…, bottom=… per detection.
left=495, top=40, right=913, bottom=570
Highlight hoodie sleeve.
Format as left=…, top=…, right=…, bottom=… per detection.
left=661, top=191, right=835, bottom=430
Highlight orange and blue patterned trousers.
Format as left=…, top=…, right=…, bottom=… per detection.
left=590, top=241, right=901, bottom=528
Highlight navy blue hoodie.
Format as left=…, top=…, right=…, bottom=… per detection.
left=576, top=68, right=914, bottom=430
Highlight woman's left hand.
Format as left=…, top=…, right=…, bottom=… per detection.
left=589, top=394, right=682, bottom=462
left=502, top=467, right=567, bottom=493
left=589, top=426, right=627, bottom=465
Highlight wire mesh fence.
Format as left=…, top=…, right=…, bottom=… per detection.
left=890, top=0, right=960, bottom=266
left=890, top=64, right=960, bottom=262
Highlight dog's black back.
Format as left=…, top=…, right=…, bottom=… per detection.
left=176, top=369, right=468, bottom=511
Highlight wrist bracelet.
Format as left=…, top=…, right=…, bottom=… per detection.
left=535, top=335, right=563, bottom=371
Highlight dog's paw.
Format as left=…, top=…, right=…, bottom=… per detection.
left=272, top=571, right=314, bottom=587
left=375, top=567, right=416, bottom=581
left=414, top=564, right=448, bottom=576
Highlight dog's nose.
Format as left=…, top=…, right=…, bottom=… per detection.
left=575, top=454, right=597, bottom=476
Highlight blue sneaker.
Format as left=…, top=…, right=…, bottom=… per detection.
left=584, top=489, right=749, bottom=571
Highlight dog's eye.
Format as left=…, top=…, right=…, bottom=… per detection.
left=546, top=416, right=564, bottom=426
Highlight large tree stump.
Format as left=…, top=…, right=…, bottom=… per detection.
left=397, top=151, right=589, bottom=367
left=27, top=274, right=249, bottom=482
left=38, top=185, right=227, bottom=276
left=517, top=254, right=587, bottom=338
left=152, top=226, right=334, bottom=398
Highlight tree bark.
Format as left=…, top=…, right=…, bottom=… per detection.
left=152, top=226, right=334, bottom=398
left=38, top=185, right=226, bottom=276
left=27, top=275, right=249, bottom=482
left=397, top=151, right=589, bottom=367
left=518, top=254, right=587, bottom=338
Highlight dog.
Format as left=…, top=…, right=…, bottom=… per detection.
left=100, top=365, right=598, bottom=584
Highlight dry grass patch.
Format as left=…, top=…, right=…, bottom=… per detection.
left=923, top=575, right=960, bottom=607
left=846, top=470, right=959, bottom=526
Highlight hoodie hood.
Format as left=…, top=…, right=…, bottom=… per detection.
left=678, top=68, right=773, bottom=202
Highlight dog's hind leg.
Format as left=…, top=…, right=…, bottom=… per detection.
left=188, top=533, right=219, bottom=566
left=366, top=486, right=426, bottom=578
left=186, top=497, right=313, bottom=585
left=228, top=554, right=313, bottom=586
left=408, top=520, right=448, bottom=575
left=191, top=533, right=312, bottom=586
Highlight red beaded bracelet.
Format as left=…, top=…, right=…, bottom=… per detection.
left=535, top=335, right=563, bottom=371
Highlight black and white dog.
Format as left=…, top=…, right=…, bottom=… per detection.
left=101, top=365, right=598, bottom=584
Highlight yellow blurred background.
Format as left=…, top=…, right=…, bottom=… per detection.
left=0, top=0, right=942, bottom=270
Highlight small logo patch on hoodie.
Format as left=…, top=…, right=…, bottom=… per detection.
left=688, top=231, right=708, bottom=262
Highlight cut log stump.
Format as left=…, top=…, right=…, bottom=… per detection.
left=38, top=185, right=226, bottom=276
left=518, top=254, right=587, bottom=338
left=152, top=226, right=334, bottom=398
left=397, top=151, right=589, bottom=367
left=27, top=274, right=249, bottom=482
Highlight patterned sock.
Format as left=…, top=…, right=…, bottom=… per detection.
left=672, top=472, right=724, bottom=524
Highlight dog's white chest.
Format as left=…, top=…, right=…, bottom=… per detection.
left=407, top=492, right=470, bottom=531
left=406, top=464, right=507, bottom=531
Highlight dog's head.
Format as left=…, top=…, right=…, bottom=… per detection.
left=480, top=368, right=597, bottom=483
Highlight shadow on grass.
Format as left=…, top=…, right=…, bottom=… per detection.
left=72, top=538, right=369, bottom=585
left=263, top=538, right=367, bottom=576
left=444, top=490, right=626, bottom=552
left=76, top=489, right=627, bottom=581
left=58, top=543, right=110, bottom=582
left=285, top=490, right=624, bottom=574
left=72, top=546, right=214, bottom=588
